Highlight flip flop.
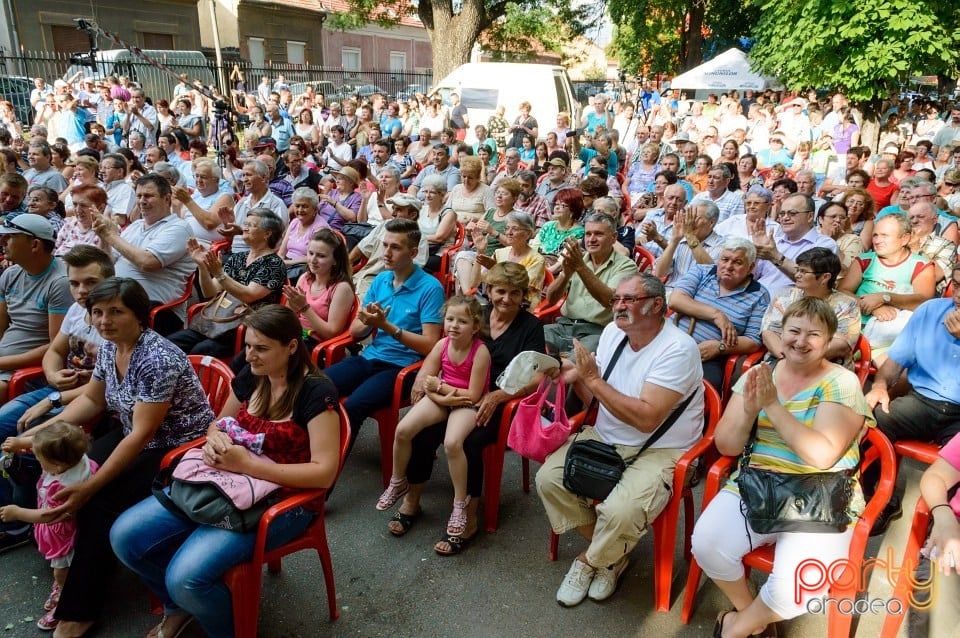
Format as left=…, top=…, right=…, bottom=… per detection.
left=434, top=531, right=475, bottom=556
left=387, top=508, right=422, bottom=537
left=149, top=615, right=194, bottom=638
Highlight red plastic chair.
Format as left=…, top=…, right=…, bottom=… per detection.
left=679, top=427, right=898, bottom=637
left=325, top=331, right=423, bottom=488
left=880, top=498, right=932, bottom=638
left=437, top=222, right=466, bottom=295
left=187, top=354, right=235, bottom=415
left=548, top=380, right=723, bottom=612
left=851, top=334, right=872, bottom=388
left=159, top=403, right=351, bottom=635
left=7, top=367, right=45, bottom=399
left=634, top=245, right=655, bottom=273
left=307, top=296, right=360, bottom=369
left=481, top=396, right=530, bottom=533
left=149, top=273, right=196, bottom=332
left=720, top=349, right=766, bottom=406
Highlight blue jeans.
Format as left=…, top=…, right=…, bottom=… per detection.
left=110, top=494, right=314, bottom=638
left=0, top=386, right=60, bottom=533
left=324, top=356, right=402, bottom=453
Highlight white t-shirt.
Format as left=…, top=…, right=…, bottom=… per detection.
left=60, top=302, right=105, bottom=371
left=594, top=321, right=704, bottom=449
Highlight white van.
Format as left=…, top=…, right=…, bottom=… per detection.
left=63, top=50, right=216, bottom=103
left=430, top=63, right=580, bottom=145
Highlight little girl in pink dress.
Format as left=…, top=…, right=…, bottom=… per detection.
left=0, top=422, right=97, bottom=631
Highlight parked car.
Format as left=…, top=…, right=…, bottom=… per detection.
left=287, top=81, right=338, bottom=100
left=397, top=83, right=431, bottom=102
left=337, top=84, right=387, bottom=101
left=0, top=76, right=34, bottom=126
left=63, top=50, right=216, bottom=105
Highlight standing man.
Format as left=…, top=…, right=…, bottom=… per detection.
left=122, top=89, right=158, bottom=142
left=93, top=174, right=195, bottom=334
left=325, top=218, right=444, bottom=453
left=449, top=93, right=470, bottom=142
left=537, top=273, right=703, bottom=606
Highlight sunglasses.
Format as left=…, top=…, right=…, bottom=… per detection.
left=3, top=218, right=39, bottom=238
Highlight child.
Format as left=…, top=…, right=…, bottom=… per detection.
left=376, top=296, right=491, bottom=547
left=0, top=422, right=97, bottom=631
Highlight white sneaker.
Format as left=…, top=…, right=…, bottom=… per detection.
left=587, top=555, right=629, bottom=602
left=556, top=558, right=596, bottom=607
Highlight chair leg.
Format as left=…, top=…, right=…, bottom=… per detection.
left=375, top=409, right=396, bottom=489
left=680, top=555, right=703, bottom=624
left=227, top=564, right=262, bottom=638
left=521, top=457, right=530, bottom=493
left=314, top=521, right=341, bottom=621
left=549, top=531, right=559, bottom=561
left=267, top=559, right=282, bottom=574
left=880, top=507, right=931, bottom=638
left=482, top=447, right=504, bottom=533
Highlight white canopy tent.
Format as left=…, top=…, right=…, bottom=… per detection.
left=669, top=48, right=782, bottom=93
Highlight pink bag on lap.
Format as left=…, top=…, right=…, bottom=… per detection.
left=508, top=377, right=573, bottom=463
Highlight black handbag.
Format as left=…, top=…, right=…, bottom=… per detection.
left=562, top=336, right=696, bottom=501
left=736, top=419, right=854, bottom=534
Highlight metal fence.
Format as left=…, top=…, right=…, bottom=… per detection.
left=0, top=50, right=434, bottom=104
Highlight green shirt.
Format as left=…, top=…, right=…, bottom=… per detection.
left=561, top=250, right=638, bottom=325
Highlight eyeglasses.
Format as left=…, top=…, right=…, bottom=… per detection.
left=946, top=182, right=959, bottom=187
left=2, top=218, right=38, bottom=238
left=611, top=295, right=654, bottom=305
left=795, top=269, right=822, bottom=277
left=780, top=209, right=811, bottom=218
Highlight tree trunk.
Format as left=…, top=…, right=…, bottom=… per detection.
left=420, top=0, right=485, bottom=81
left=683, top=0, right=704, bottom=71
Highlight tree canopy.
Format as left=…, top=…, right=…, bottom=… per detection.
left=749, top=0, right=960, bottom=109
left=328, top=0, right=597, bottom=80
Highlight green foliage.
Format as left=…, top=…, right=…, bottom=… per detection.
left=749, top=0, right=960, bottom=108
left=483, top=3, right=581, bottom=59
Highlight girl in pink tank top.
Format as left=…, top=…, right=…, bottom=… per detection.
left=376, top=296, right=491, bottom=545
left=0, top=422, right=98, bottom=631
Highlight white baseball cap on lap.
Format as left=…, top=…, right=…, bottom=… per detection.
left=0, top=214, right=56, bottom=241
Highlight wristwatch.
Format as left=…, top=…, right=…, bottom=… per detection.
left=718, top=342, right=727, bottom=353
left=47, top=391, right=62, bottom=409
left=881, top=293, right=892, bottom=304
left=687, top=238, right=700, bottom=249
left=392, top=325, right=403, bottom=340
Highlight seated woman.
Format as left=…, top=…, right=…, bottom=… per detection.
left=472, top=211, right=545, bottom=306
left=387, top=263, right=546, bottom=552
left=54, top=185, right=107, bottom=256
left=531, top=189, right=585, bottom=273
left=447, top=156, right=490, bottom=224
left=453, top=178, right=521, bottom=295
left=168, top=209, right=286, bottom=358
left=761, top=248, right=860, bottom=367
left=278, top=187, right=328, bottom=282
left=3, top=278, right=214, bottom=637
left=692, top=297, right=875, bottom=638
left=110, top=305, right=342, bottom=638
left=318, top=166, right=362, bottom=231
left=418, top=175, right=458, bottom=273
left=816, top=200, right=861, bottom=279
left=282, top=229, right=356, bottom=351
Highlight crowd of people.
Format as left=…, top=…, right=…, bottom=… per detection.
left=0, top=70, right=956, bottom=638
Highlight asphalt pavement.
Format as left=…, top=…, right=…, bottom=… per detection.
left=0, top=425, right=930, bottom=637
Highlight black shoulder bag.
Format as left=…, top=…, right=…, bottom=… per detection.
left=562, top=336, right=696, bottom=501
left=736, top=418, right=854, bottom=534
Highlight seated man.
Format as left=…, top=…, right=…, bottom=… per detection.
left=863, top=266, right=960, bottom=532
left=173, top=158, right=235, bottom=245
left=839, top=213, right=935, bottom=365
left=0, top=245, right=112, bottom=552
left=751, top=193, right=838, bottom=293
left=93, top=174, right=195, bottom=335
left=325, top=218, right=443, bottom=454
left=667, top=237, right=768, bottom=390
left=653, top=199, right=725, bottom=290
left=351, top=194, right=430, bottom=299
left=691, top=164, right=744, bottom=224
left=543, top=212, right=637, bottom=357
left=536, top=273, right=704, bottom=606
left=0, top=173, right=28, bottom=217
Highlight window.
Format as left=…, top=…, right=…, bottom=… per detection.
left=287, top=41, right=305, bottom=65
left=389, top=52, right=406, bottom=73
left=247, top=38, right=265, bottom=68
left=51, top=25, right=92, bottom=56
left=341, top=48, right=361, bottom=73
left=141, top=32, right=174, bottom=49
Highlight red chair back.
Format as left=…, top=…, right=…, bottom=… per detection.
left=187, top=354, right=235, bottom=415
left=634, top=245, right=655, bottom=272
left=149, top=272, right=196, bottom=331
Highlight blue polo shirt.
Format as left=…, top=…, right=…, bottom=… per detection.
left=887, top=298, right=960, bottom=404
left=362, top=265, right=444, bottom=367
left=672, top=265, right=769, bottom=345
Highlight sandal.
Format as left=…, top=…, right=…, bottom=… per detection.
left=147, top=615, right=194, bottom=638
left=44, top=581, right=61, bottom=611
left=376, top=478, right=409, bottom=511
left=36, top=611, right=58, bottom=631
left=387, top=508, right=422, bottom=537
left=434, top=531, right=474, bottom=556
left=445, top=496, right=471, bottom=536
left=713, top=610, right=733, bottom=638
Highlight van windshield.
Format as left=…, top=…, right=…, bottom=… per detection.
left=460, top=88, right=499, bottom=110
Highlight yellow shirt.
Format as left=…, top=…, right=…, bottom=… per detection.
left=560, top=250, right=638, bottom=325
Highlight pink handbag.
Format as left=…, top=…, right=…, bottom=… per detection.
left=508, top=377, right=574, bottom=463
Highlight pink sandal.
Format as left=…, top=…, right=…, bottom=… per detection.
left=376, top=478, right=409, bottom=511
left=446, top=496, right=471, bottom=536
left=44, top=581, right=61, bottom=612
left=36, top=611, right=58, bottom=631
